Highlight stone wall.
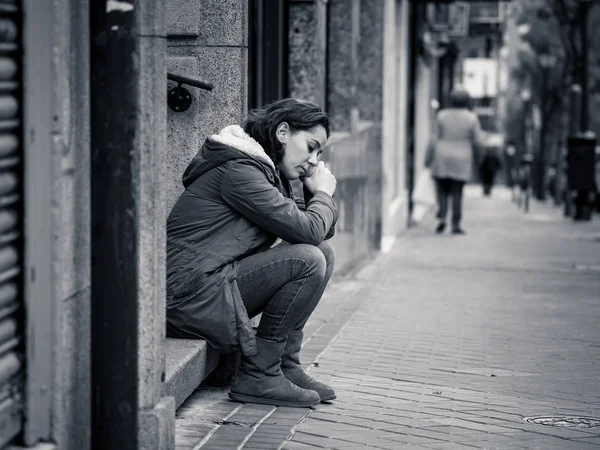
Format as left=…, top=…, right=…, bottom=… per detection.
left=165, top=0, right=249, bottom=215
left=288, top=0, right=327, bottom=108
left=326, top=0, right=361, bottom=133
left=358, top=0, right=384, bottom=123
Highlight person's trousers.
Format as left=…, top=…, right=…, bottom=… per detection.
left=480, top=166, right=497, bottom=195
left=434, top=177, right=465, bottom=228
left=236, top=241, right=335, bottom=342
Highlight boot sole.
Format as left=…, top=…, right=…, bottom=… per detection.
left=228, top=392, right=319, bottom=408
left=319, top=393, right=336, bottom=402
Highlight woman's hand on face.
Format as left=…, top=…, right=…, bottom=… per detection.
left=300, top=161, right=337, bottom=197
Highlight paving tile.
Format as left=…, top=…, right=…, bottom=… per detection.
left=174, top=435, right=202, bottom=447
left=382, top=433, right=445, bottom=445
left=425, top=417, right=518, bottom=434
left=421, top=442, right=480, bottom=449
left=332, top=434, right=428, bottom=450
left=291, top=431, right=355, bottom=449
left=575, top=435, right=600, bottom=444
left=281, top=442, right=320, bottom=450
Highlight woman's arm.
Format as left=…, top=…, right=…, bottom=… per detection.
left=296, top=183, right=336, bottom=239
left=221, top=160, right=338, bottom=245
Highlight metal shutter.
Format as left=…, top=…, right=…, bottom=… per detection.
left=0, top=0, right=22, bottom=448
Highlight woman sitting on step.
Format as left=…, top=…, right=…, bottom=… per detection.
left=166, top=98, right=338, bottom=408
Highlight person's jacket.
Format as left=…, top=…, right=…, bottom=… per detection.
left=425, top=108, right=484, bottom=182
left=166, top=125, right=338, bottom=356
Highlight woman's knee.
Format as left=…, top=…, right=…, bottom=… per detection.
left=292, top=243, right=327, bottom=279
left=317, top=240, right=335, bottom=277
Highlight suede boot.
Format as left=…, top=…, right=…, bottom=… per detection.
left=229, top=336, right=320, bottom=408
left=281, top=330, right=336, bottom=402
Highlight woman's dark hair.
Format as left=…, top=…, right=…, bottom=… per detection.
left=244, top=98, right=331, bottom=163
left=448, top=88, right=472, bottom=109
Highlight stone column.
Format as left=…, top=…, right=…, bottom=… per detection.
left=288, top=0, right=328, bottom=109
left=138, top=1, right=176, bottom=449
left=327, top=0, right=361, bottom=132
left=90, top=0, right=174, bottom=448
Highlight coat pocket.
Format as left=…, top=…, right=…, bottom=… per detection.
left=166, top=269, right=239, bottom=353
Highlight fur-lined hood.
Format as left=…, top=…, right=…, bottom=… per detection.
left=182, top=125, right=276, bottom=188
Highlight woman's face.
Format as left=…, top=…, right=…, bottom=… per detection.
left=276, top=123, right=328, bottom=180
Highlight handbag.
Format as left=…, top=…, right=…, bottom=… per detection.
left=411, top=168, right=436, bottom=223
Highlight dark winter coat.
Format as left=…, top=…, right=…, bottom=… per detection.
left=166, top=125, right=338, bottom=356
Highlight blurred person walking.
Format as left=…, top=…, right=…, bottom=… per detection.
left=425, top=88, right=484, bottom=234
left=480, top=145, right=502, bottom=197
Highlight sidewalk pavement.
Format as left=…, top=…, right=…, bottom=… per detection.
left=175, top=185, right=600, bottom=450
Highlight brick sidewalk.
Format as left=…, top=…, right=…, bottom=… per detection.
left=176, top=186, right=600, bottom=450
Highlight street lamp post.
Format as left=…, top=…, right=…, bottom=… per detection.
left=536, top=52, right=557, bottom=201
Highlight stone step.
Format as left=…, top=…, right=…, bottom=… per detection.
left=163, top=338, right=219, bottom=410
left=164, top=317, right=260, bottom=410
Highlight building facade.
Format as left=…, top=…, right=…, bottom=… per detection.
left=0, top=1, right=438, bottom=449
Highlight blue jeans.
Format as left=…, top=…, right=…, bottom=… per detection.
left=236, top=241, right=335, bottom=342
